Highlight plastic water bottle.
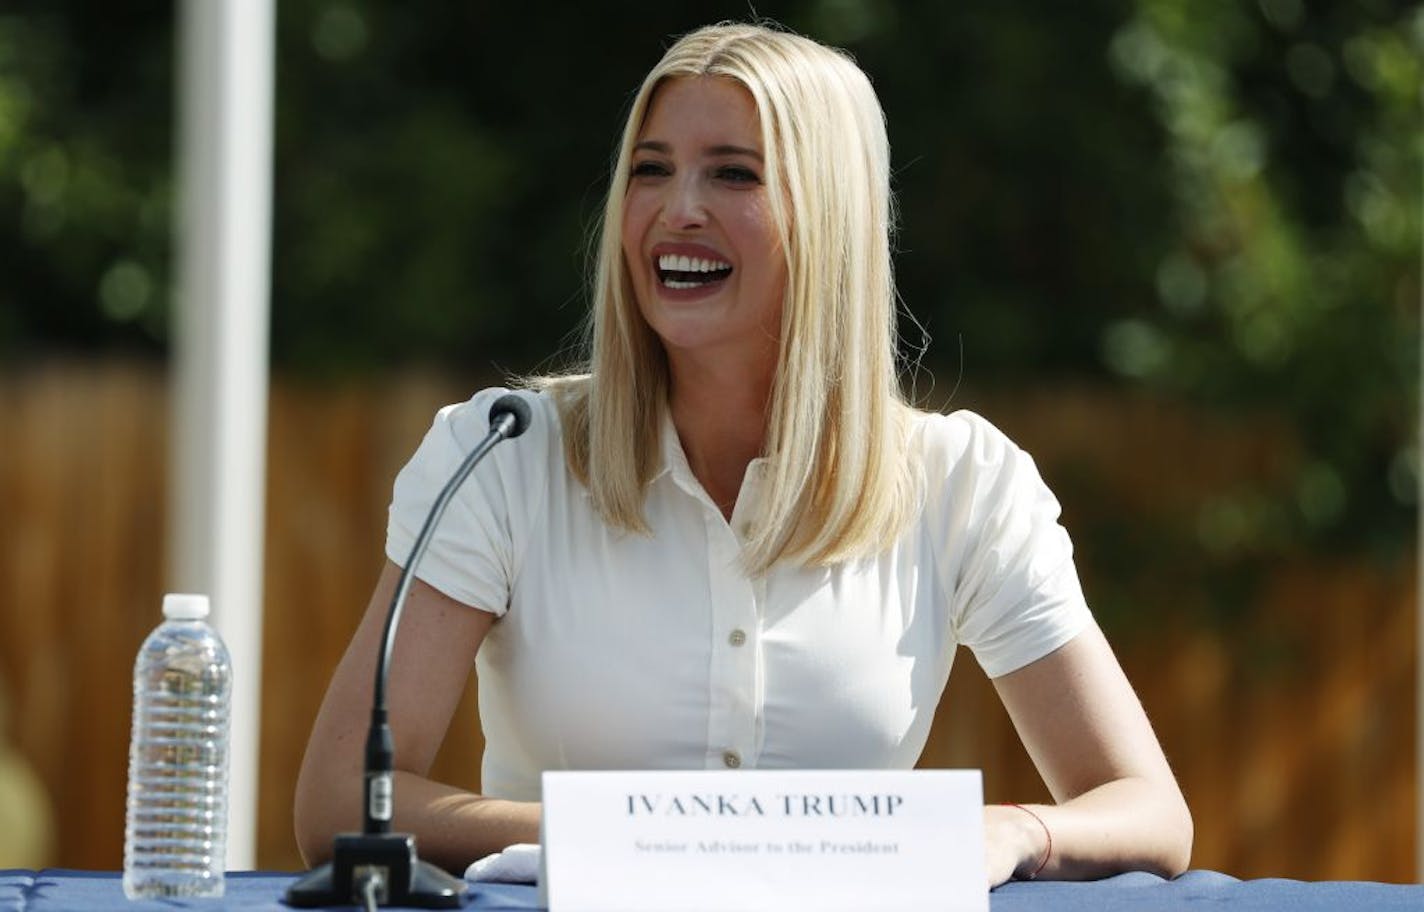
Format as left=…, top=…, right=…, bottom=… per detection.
left=123, top=593, right=232, bottom=899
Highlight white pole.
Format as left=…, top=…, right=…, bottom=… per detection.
left=170, top=0, right=274, bottom=871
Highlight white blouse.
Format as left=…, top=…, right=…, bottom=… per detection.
left=386, top=387, right=1092, bottom=801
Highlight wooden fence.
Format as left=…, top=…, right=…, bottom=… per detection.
left=0, top=358, right=1414, bottom=880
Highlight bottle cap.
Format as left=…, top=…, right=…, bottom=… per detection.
left=162, top=593, right=211, bottom=620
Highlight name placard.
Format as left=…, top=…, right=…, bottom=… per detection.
left=541, top=769, right=986, bottom=912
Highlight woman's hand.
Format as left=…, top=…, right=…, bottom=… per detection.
left=983, top=803, right=1046, bottom=888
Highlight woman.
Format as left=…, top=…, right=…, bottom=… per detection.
left=294, top=22, right=1193, bottom=887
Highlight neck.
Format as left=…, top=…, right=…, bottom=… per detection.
left=666, top=349, right=775, bottom=520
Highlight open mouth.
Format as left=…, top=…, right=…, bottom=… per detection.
left=656, top=253, right=733, bottom=290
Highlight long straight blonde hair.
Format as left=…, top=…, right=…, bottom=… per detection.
left=536, top=22, right=918, bottom=573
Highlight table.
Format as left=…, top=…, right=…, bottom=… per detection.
left=2, top=869, right=1421, bottom=910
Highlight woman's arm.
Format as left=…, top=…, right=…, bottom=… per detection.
left=294, top=560, right=541, bottom=872
left=983, top=622, right=1193, bottom=886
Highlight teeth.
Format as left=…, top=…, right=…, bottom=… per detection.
left=657, top=253, right=732, bottom=273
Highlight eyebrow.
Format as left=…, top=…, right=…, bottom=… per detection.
left=633, top=140, right=763, bottom=161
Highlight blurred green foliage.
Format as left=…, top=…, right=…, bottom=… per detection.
left=1100, top=0, right=1421, bottom=591
left=0, top=0, right=1417, bottom=619
left=0, top=1, right=172, bottom=352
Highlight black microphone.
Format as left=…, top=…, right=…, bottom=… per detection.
left=287, top=393, right=533, bottom=909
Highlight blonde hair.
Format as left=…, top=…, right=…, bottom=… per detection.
left=535, top=21, right=918, bottom=572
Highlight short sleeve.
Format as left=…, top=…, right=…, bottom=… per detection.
left=925, top=411, right=1093, bottom=678
left=385, top=387, right=546, bottom=617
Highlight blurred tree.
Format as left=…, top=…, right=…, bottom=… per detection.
left=0, top=2, right=172, bottom=357
left=1101, top=0, right=1420, bottom=581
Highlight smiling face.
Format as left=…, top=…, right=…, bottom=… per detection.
left=620, top=76, right=788, bottom=369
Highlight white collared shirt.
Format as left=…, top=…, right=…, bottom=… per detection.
left=387, top=387, right=1091, bottom=801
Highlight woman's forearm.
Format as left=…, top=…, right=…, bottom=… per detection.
left=991, top=775, right=1192, bottom=883
left=388, top=772, right=542, bottom=872
left=294, top=764, right=541, bottom=873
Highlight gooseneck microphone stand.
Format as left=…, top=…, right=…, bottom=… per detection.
left=286, top=394, right=534, bottom=909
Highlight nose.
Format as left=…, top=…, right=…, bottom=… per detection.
left=658, top=174, right=706, bottom=230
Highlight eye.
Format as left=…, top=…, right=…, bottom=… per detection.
left=631, top=160, right=670, bottom=179
left=716, top=165, right=761, bottom=185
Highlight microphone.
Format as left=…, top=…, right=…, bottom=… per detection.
left=287, top=393, right=533, bottom=909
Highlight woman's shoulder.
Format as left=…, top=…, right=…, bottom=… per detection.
left=429, top=385, right=567, bottom=448
left=409, top=385, right=570, bottom=491
left=901, top=405, right=1061, bottom=527
left=905, top=406, right=1025, bottom=475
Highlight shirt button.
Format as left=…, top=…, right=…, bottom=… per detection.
left=728, top=629, right=747, bottom=647
left=722, top=750, right=742, bottom=769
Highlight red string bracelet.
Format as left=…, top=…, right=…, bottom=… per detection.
left=1002, top=803, right=1052, bottom=880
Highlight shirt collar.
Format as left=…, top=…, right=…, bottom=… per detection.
left=651, top=406, right=692, bottom=488
left=651, top=406, right=771, bottom=498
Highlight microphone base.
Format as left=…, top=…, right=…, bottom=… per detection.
left=285, top=833, right=467, bottom=908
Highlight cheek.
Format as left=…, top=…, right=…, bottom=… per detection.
left=736, top=198, right=782, bottom=260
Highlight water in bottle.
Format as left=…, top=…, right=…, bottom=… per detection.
left=123, top=593, right=232, bottom=899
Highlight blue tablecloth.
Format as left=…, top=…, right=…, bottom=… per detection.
left=2, top=869, right=1421, bottom=910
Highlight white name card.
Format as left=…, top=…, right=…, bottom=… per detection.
left=541, top=769, right=986, bottom=912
